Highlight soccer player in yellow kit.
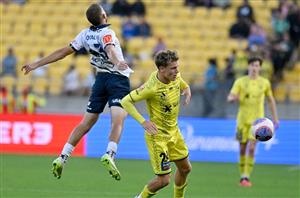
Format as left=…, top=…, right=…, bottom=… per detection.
left=121, top=50, right=192, bottom=198
left=227, top=57, right=279, bottom=187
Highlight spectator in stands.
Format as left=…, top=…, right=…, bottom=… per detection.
left=236, top=0, right=254, bottom=23
left=17, top=87, right=46, bottom=114
left=0, top=86, right=15, bottom=114
left=81, top=67, right=95, bottom=96
left=1, top=47, right=17, bottom=77
left=99, top=0, right=112, bottom=15
left=271, top=33, right=294, bottom=81
left=111, top=0, right=131, bottom=17
left=131, top=0, right=146, bottom=17
left=202, top=58, right=219, bottom=117
left=152, top=37, right=167, bottom=57
left=136, top=17, right=152, bottom=38
left=212, top=0, right=231, bottom=10
left=224, top=57, right=235, bottom=92
left=63, top=64, right=81, bottom=96
left=229, top=18, right=251, bottom=39
left=121, top=16, right=138, bottom=40
left=32, top=51, right=48, bottom=79
left=272, top=10, right=290, bottom=39
left=287, top=4, right=300, bottom=47
left=248, top=23, right=267, bottom=49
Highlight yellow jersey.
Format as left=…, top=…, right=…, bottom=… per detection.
left=121, top=71, right=189, bottom=135
left=230, top=76, right=273, bottom=125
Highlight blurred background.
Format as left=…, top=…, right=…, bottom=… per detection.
left=1, top=0, right=299, bottom=118
left=1, top=1, right=299, bottom=197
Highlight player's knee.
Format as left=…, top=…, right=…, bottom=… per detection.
left=180, top=164, right=192, bottom=176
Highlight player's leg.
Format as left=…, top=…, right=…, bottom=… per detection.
left=170, top=130, right=191, bottom=198
left=135, top=133, right=172, bottom=197
left=101, top=73, right=130, bottom=180
left=52, top=112, right=99, bottom=179
left=244, top=140, right=256, bottom=186
left=52, top=73, right=107, bottom=179
left=173, top=158, right=192, bottom=198
left=101, top=106, right=127, bottom=180
left=136, top=174, right=171, bottom=198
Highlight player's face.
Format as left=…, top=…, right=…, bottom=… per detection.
left=162, top=61, right=179, bottom=81
left=101, top=7, right=108, bottom=23
left=248, top=61, right=261, bottom=77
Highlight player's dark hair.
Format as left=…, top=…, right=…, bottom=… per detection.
left=86, top=3, right=102, bottom=26
left=154, top=50, right=179, bottom=69
left=248, top=57, right=263, bottom=66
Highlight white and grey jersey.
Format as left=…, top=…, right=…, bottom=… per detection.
left=70, top=24, right=133, bottom=78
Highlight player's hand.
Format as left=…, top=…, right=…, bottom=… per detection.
left=21, top=64, right=35, bottom=75
left=142, top=120, right=158, bottom=135
left=273, top=119, right=279, bottom=130
left=227, top=94, right=239, bottom=103
left=181, top=87, right=191, bottom=106
left=116, top=61, right=129, bottom=71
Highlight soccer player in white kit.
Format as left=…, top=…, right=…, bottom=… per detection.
left=21, top=3, right=133, bottom=180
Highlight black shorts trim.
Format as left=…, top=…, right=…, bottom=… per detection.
left=170, top=154, right=189, bottom=162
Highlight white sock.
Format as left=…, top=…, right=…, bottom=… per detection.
left=106, top=141, right=118, bottom=156
left=61, top=143, right=74, bottom=161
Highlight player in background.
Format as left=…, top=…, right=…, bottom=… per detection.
left=21, top=3, right=133, bottom=180
left=227, top=57, right=279, bottom=187
left=121, top=50, right=192, bottom=198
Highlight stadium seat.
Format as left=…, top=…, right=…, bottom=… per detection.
left=273, top=85, right=287, bottom=102
left=289, top=86, right=300, bottom=103
left=0, top=75, right=16, bottom=92
left=32, top=77, right=48, bottom=95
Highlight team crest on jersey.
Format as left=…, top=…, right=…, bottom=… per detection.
left=103, top=35, right=112, bottom=44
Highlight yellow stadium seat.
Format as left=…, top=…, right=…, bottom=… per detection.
left=0, top=75, right=16, bottom=92
left=32, top=77, right=48, bottom=95
left=274, top=85, right=287, bottom=102
left=289, top=86, right=300, bottom=103
left=48, top=78, right=63, bottom=96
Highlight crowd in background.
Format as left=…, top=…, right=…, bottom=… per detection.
left=1, top=0, right=299, bottom=115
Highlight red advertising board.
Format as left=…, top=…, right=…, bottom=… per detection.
left=0, top=114, right=84, bottom=156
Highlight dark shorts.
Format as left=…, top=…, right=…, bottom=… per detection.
left=86, top=72, right=130, bottom=113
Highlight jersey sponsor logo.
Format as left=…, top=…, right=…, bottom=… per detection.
left=86, top=35, right=96, bottom=40
left=103, top=35, right=112, bottom=44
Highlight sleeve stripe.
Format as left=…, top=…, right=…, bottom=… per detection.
left=129, top=93, right=135, bottom=102
left=69, top=44, right=79, bottom=52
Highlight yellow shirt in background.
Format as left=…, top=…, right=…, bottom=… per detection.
left=230, top=75, right=273, bottom=125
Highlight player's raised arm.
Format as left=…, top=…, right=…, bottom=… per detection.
left=105, top=44, right=128, bottom=71
left=21, top=46, right=74, bottom=75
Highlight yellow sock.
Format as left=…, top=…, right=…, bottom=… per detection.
left=239, top=155, right=246, bottom=177
left=174, top=182, right=187, bottom=198
left=139, top=185, right=156, bottom=198
left=245, top=156, right=254, bottom=177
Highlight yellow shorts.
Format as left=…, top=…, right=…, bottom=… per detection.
left=145, top=129, right=189, bottom=175
left=236, top=123, right=256, bottom=143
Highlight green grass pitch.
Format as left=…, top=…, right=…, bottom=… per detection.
left=1, top=154, right=299, bottom=198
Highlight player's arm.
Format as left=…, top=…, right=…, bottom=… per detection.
left=120, top=86, right=157, bottom=134
left=227, top=79, right=240, bottom=102
left=267, top=95, right=279, bottom=128
left=105, top=45, right=128, bottom=70
left=21, top=46, right=74, bottom=75
left=265, top=81, right=279, bottom=128
left=179, top=76, right=191, bottom=106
